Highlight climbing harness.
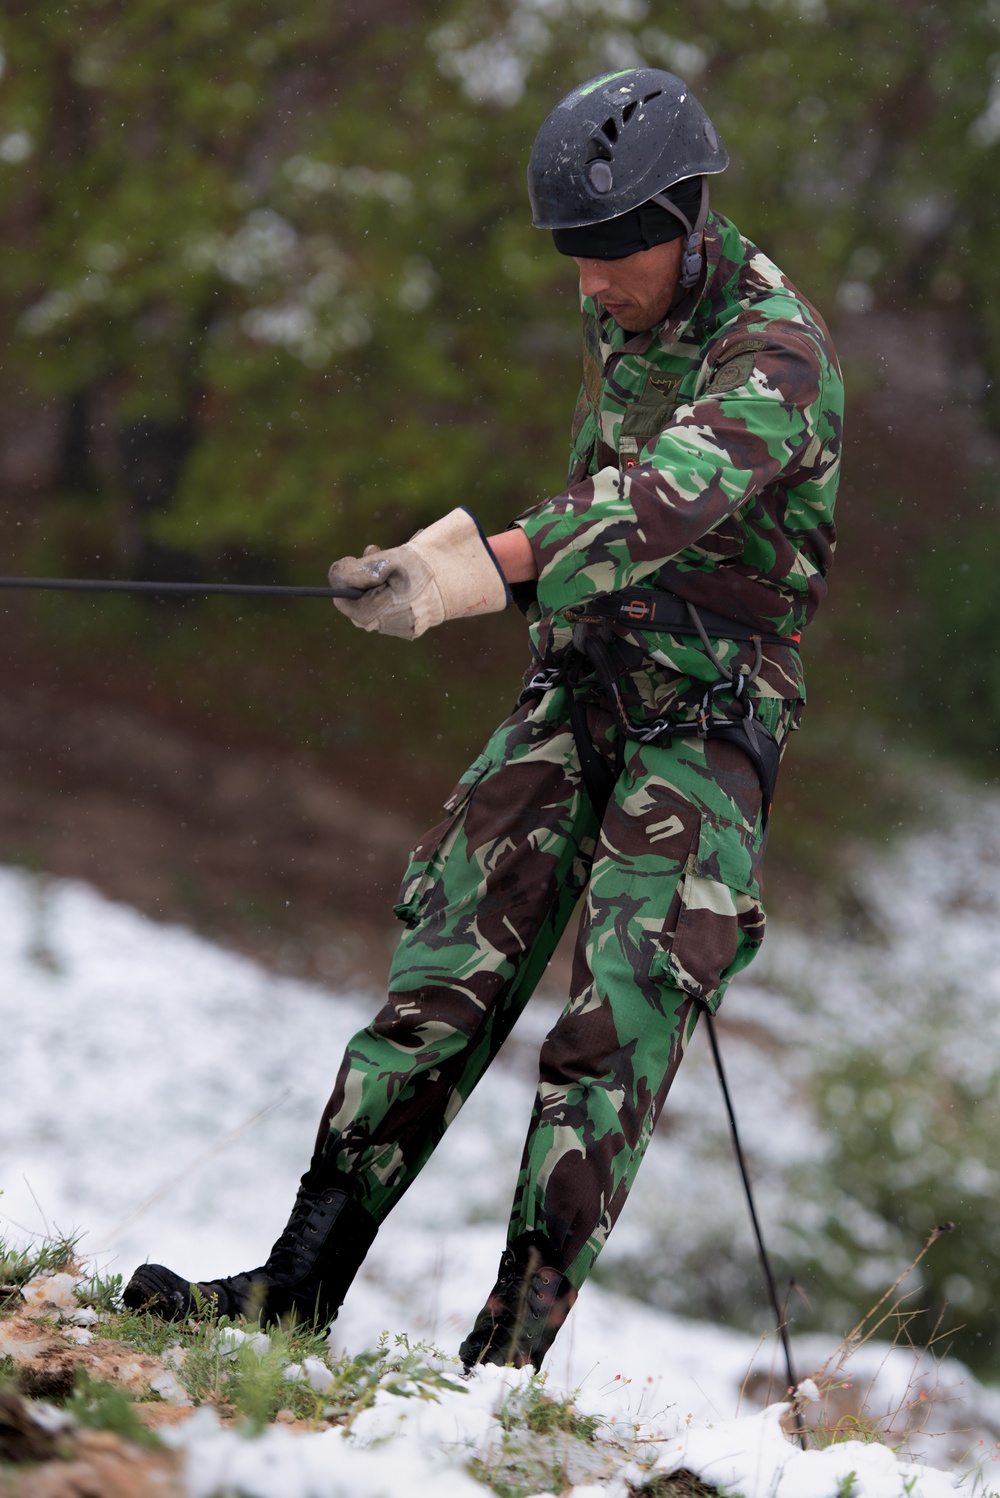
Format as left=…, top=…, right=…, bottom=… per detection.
left=520, top=584, right=798, bottom=823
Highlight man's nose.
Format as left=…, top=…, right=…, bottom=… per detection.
left=575, top=258, right=610, bottom=297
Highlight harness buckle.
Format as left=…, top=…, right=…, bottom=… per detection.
left=518, top=664, right=563, bottom=706
left=635, top=715, right=673, bottom=744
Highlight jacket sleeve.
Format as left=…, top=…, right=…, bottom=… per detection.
left=515, top=322, right=840, bottom=616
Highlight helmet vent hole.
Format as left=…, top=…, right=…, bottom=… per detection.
left=642, top=90, right=662, bottom=103
left=585, top=136, right=613, bottom=163
left=622, top=100, right=638, bottom=123
left=600, top=116, right=618, bottom=143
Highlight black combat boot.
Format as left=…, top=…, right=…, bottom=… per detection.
left=122, top=1159, right=378, bottom=1328
left=459, top=1232, right=578, bottom=1372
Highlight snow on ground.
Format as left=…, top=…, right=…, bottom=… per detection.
left=3, top=816, right=1000, bottom=1495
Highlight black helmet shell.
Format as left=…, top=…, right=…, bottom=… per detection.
left=528, top=67, right=728, bottom=230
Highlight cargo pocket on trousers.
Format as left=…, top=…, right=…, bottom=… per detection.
left=392, top=752, right=492, bottom=928
left=648, top=814, right=765, bottom=1014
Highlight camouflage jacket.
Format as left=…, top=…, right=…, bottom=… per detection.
left=513, top=211, right=843, bottom=716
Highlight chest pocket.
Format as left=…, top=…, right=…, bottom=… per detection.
left=619, top=376, right=682, bottom=469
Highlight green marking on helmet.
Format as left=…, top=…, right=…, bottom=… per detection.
left=576, top=70, right=633, bottom=99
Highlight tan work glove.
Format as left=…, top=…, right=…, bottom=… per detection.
left=328, top=507, right=510, bottom=640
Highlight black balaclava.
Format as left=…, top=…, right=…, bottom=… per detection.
left=551, top=174, right=704, bottom=261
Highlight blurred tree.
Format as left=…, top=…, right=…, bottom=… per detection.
left=2, top=0, right=998, bottom=578
left=0, top=0, right=994, bottom=566
left=0, top=0, right=577, bottom=578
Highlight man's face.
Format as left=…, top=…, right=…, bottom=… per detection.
left=573, top=238, right=685, bottom=332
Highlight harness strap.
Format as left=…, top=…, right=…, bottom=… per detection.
left=563, top=587, right=800, bottom=650
left=566, top=673, right=619, bottom=817
left=521, top=586, right=789, bottom=823
left=566, top=622, right=781, bottom=824
left=697, top=716, right=781, bottom=825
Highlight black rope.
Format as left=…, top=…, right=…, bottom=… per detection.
left=0, top=576, right=364, bottom=599
left=704, top=1010, right=806, bottom=1446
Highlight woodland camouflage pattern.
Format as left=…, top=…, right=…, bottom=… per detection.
left=515, top=209, right=842, bottom=709
left=316, top=688, right=795, bottom=1287
left=314, top=209, right=843, bottom=1303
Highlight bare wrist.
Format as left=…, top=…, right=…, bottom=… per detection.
left=487, top=527, right=538, bottom=584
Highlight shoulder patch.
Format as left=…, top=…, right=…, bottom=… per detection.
left=707, top=351, right=756, bottom=393
left=715, top=335, right=769, bottom=363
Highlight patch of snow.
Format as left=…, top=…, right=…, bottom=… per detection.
left=2, top=845, right=1000, bottom=1494
left=302, top=1356, right=335, bottom=1393
left=645, top=1401, right=966, bottom=1498
left=20, top=1271, right=84, bottom=1313
left=164, top=1402, right=491, bottom=1498
left=62, top=1325, right=94, bottom=1346
left=27, top=1401, right=74, bottom=1435
left=66, top=1304, right=98, bottom=1326
left=217, top=1325, right=271, bottom=1360
left=149, top=1369, right=192, bottom=1406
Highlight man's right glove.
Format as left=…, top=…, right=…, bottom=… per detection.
left=328, top=506, right=510, bottom=641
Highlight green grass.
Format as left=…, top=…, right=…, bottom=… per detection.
left=179, top=1318, right=336, bottom=1426
left=0, top=1228, right=80, bottom=1297
left=498, top=1379, right=600, bottom=1443
left=470, top=1374, right=611, bottom=1496
left=100, top=1313, right=463, bottom=1432
left=73, top=1271, right=123, bottom=1315
left=98, top=1305, right=201, bottom=1358
left=65, top=1370, right=164, bottom=1449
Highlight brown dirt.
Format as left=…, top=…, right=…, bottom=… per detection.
left=0, top=1421, right=184, bottom=1498
left=0, top=680, right=416, bottom=989
left=0, top=1285, right=330, bottom=1496
left=1, top=1307, right=169, bottom=1408
left=0, top=1297, right=186, bottom=1498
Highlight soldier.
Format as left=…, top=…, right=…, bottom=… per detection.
left=125, top=66, right=843, bottom=1372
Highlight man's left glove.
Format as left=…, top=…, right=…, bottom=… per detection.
left=328, top=507, right=510, bottom=640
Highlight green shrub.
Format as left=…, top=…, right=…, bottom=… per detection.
left=787, top=1032, right=1000, bottom=1375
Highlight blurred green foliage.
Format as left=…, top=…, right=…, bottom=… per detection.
left=910, top=517, right=1000, bottom=762
left=791, top=1037, right=1000, bottom=1377
left=2, top=0, right=999, bottom=567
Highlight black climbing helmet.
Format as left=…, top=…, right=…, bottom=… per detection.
left=527, top=67, right=728, bottom=231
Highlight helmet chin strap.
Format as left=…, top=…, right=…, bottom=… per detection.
left=649, top=176, right=709, bottom=289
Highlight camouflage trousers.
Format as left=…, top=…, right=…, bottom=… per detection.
left=314, top=682, right=793, bottom=1290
